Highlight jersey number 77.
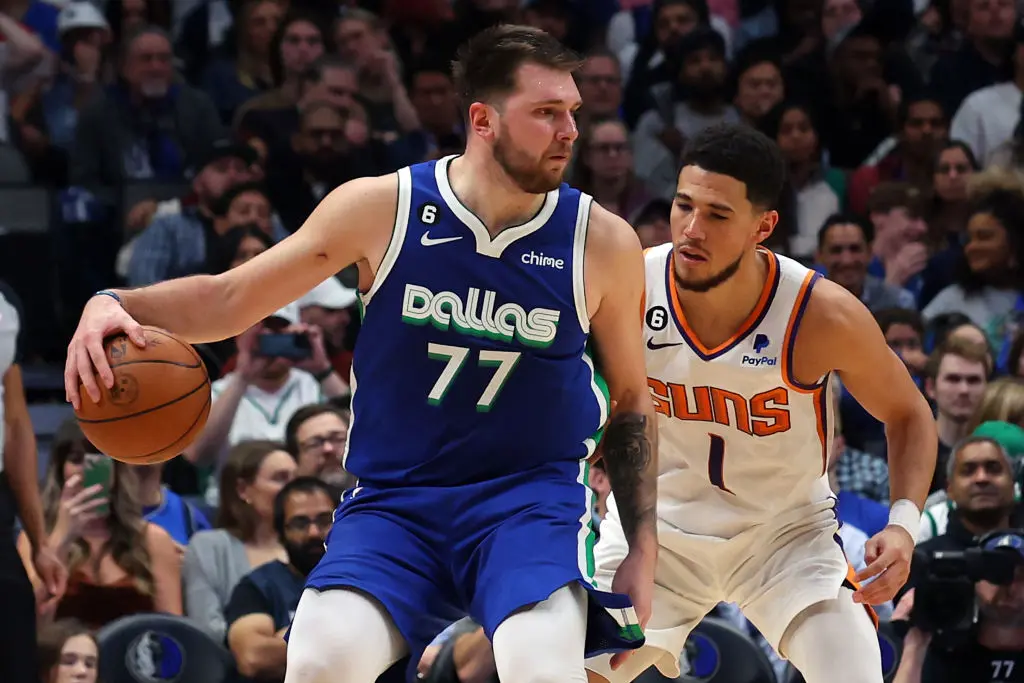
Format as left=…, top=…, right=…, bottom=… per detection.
left=426, top=343, right=521, bottom=412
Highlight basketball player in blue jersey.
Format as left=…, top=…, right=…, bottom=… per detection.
left=63, top=26, right=658, bottom=683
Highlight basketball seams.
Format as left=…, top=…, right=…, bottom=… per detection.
left=144, top=327, right=205, bottom=365
left=76, top=380, right=210, bottom=424
left=76, top=325, right=212, bottom=464
left=130, top=394, right=211, bottom=463
left=109, top=359, right=203, bottom=370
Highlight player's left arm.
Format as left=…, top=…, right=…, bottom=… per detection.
left=584, top=203, right=658, bottom=553
left=799, top=279, right=936, bottom=604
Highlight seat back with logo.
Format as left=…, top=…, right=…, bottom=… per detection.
left=783, top=619, right=900, bottom=683
left=680, top=617, right=778, bottom=683
left=97, top=613, right=233, bottom=683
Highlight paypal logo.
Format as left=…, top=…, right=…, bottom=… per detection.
left=742, top=355, right=777, bottom=367
left=753, top=334, right=770, bottom=354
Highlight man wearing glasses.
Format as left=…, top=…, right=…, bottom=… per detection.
left=225, top=477, right=338, bottom=683
left=284, top=404, right=352, bottom=489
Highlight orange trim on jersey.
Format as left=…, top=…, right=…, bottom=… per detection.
left=843, top=562, right=880, bottom=630
left=640, top=288, right=646, bottom=325
left=812, top=387, right=828, bottom=475
left=667, top=246, right=779, bottom=358
left=779, top=269, right=829, bottom=474
left=780, top=270, right=820, bottom=395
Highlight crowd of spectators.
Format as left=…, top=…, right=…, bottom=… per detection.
left=2, top=0, right=1024, bottom=681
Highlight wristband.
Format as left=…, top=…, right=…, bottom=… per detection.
left=94, top=289, right=122, bottom=306
left=313, top=367, right=334, bottom=382
left=888, top=499, right=921, bottom=543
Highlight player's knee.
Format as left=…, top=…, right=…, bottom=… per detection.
left=781, top=592, right=882, bottom=683
left=286, top=588, right=405, bottom=683
left=491, top=585, right=589, bottom=683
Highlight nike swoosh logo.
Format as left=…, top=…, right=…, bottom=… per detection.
left=647, top=338, right=683, bottom=350
left=421, top=232, right=463, bottom=247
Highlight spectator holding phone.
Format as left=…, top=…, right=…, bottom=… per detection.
left=182, top=302, right=348, bottom=472
left=15, top=419, right=182, bottom=628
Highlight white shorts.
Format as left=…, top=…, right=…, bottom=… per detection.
left=586, top=496, right=863, bottom=682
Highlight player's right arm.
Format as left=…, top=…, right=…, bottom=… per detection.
left=65, top=174, right=398, bottom=408
left=796, top=278, right=936, bottom=604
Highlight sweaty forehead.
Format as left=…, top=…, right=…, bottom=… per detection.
left=508, top=63, right=580, bottom=106
left=676, top=165, right=750, bottom=212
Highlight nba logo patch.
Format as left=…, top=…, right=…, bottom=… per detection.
left=752, top=334, right=770, bottom=354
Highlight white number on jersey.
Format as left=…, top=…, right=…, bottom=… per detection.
left=421, top=204, right=438, bottom=224
left=426, top=343, right=521, bottom=411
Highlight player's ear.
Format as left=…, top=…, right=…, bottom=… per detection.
left=753, top=210, right=778, bottom=245
left=467, top=102, right=497, bottom=140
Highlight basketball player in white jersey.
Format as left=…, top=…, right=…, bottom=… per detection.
left=587, top=124, right=937, bottom=683
left=417, top=123, right=938, bottom=683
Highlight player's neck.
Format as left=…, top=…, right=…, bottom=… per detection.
left=674, top=250, right=771, bottom=330
left=935, top=412, right=967, bottom=448
left=448, top=154, right=548, bottom=237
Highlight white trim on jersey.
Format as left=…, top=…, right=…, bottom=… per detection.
left=341, top=366, right=357, bottom=472
left=580, top=350, right=609, bottom=460
left=433, top=155, right=559, bottom=259
left=576, top=460, right=598, bottom=587
left=572, top=194, right=592, bottom=334
left=362, top=166, right=412, bottom=308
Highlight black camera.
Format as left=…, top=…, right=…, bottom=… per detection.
left=911, top=530, right=1024, bottom=648
left=257, top=332, right=312, bottom=360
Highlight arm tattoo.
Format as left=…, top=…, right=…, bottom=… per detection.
left=601, top=412, right=657, bottom=544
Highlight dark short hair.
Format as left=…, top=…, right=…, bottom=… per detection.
left=273, top=476, right=337, bottom=537
left=874, top=307, right=925, bottom=338
left=302, top=54, right=356, bottom=86
left=210, top=181, right=267, bottom=218
left=817, top=213, right=874, bottom=249
left=284, top=403, right=349, bottom=456
left=451, top=25, right=581, bottom=117
left=866, top=182, right=925, bottom=217
left=678, top=123, right=786, bottom=210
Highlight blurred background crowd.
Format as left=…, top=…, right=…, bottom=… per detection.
left=1, top=0, right=1024, bottom=682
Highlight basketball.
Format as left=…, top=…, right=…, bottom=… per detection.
left=74, top=326, right=211, bottom=464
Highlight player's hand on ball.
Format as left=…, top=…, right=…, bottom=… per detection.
left=65, top=293, right=146, bottom=408
left=610, top=547, right=656, bottom=669
left=853, top=525, right=914, bottom=605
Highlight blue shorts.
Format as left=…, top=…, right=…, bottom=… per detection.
left=304, top=460, right=643, bottom=669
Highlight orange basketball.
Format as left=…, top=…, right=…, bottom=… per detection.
left=75, top=326, right=211, bottom=464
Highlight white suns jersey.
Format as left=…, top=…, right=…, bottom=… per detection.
left=642, top=243, right=836, bottom=539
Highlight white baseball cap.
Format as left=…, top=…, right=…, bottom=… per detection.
left=299, top=277, right=358, bottom=311
left=58, top=2, right=110, bottom=36
left=266, top=301, right=300, bottom=326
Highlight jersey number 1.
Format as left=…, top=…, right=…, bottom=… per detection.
left=707, top=434, right=733, bottom=494
left=427, top=343, right=521, bottom=412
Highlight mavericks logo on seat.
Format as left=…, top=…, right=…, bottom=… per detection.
left=402, top=284, right=560, bottom=347
left=125, top=631, right=185, bottom=683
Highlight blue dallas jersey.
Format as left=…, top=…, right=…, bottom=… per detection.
left=343, top=155, right=609, bottom=486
